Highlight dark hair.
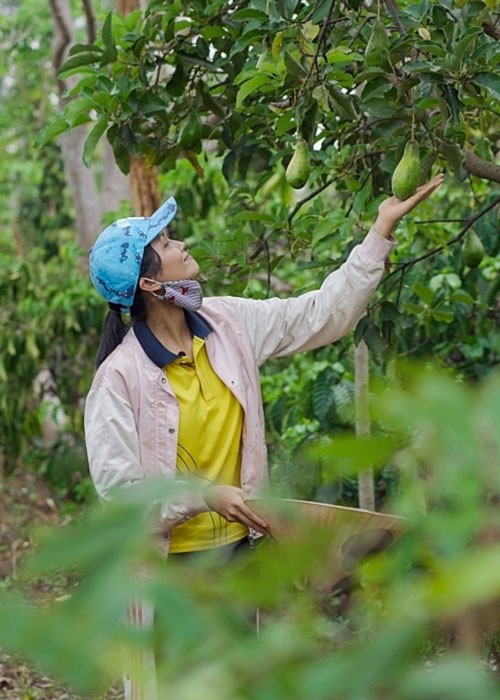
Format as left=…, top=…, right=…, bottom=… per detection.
left=95, top=244, right=162, bottom=368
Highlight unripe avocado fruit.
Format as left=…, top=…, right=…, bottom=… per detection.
left=391, top=141, right=421, bottom=200
left=462, top=229, right=484, bottom=268
left=179, top=111, right=202, bottom=150
left=286, top=135, right=310, bottom=189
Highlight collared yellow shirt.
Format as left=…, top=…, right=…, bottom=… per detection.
left=166, top=336, right=247, bottom=552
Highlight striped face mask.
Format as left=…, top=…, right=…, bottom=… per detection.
left=145, top=279, right=203, bottom=311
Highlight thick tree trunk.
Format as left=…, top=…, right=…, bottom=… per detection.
left=117, top=0, right=160, bottom=216
left=129, top=156, right=161, bottom=216
left=59, top=127, right=101, bottom=252
left=101, top=142, right=132, bottom=215
left=49, top=0, right=131, bottom=250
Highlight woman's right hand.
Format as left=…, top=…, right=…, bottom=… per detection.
left=373, top=173, right=445, bottom=238
left=203, top=484, right=269, bottom=535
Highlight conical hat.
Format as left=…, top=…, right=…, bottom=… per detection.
left=246, top=498, right=408, bottom=591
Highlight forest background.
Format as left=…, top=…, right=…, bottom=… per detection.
left=0, top=0, right=499, bottom=698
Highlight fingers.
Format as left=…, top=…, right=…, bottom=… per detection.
left=414, top=173, right=445, bottom=197
left=205, top=485, right=269, bottom=535
left=224, top=498, right=268, bottom=534
left=234, top=501, right=269, bottom=535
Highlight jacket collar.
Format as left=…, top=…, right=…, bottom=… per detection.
left=133, top=311, right=213, bottom=368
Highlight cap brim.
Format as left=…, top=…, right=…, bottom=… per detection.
left=145, top=197, right=177, bottom=244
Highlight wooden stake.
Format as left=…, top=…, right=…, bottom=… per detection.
left=355, top=339, right=375, bottom=511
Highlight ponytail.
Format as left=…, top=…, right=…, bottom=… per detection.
left=94, top=244, right=162, bottom=368
left=95, top=307, right=128, bottom=368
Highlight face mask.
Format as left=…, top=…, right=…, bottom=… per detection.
left=145, top=278, right=203, bottom=312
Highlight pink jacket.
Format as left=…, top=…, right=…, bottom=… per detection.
left=84, top=228, right=394, bottom=541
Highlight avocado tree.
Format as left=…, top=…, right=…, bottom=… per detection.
left=38, top=0, right=499, bottom=368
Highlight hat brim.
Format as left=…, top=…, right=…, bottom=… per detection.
left=145, top=197, right=178, bottom=244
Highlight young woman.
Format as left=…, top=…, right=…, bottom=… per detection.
left=84, top=175, right=444, bottom=558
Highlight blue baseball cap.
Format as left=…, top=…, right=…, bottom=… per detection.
left=89, top=197, right=177, bottom=308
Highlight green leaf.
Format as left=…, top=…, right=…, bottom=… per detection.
left=430, top=309, right=454, bottom=323
left=101, top=12, right=114, bottom=51
left=312, top=84, right=331, bottom=113
left=471, top=72, right=500, bottom=101
left=34, top=116, right=69, bottom=148
left=413, top=283, right=434, bottom=306
left=59, top=53, right=99, bottom=76
left=83, top=117, right=108, bottom=167
left=417, top=41, right=447, bottom=58
left=110, top=134, right=131, bottom=175
left=361, top=77, right=393, bottom=101
left=68, top=43, right=103, bottom=57
left=328, top=85, right=357, bottom=119
left=440, top=140, right=464, bottom=178
left=138, top=93, right=169, bottom=114
left=326, top=47, right=363, bottom=63
left=361, top=98, right=396, bottom=118
left=454, top=27, right=482, bottom=64
left=230, top=8, right=269, bottom=21
left=363, top=323, right=386, bottom=363
left=235, top=73, right=270, bottom=109
left=301, top=21, right=320, bottom=42
left=284, top=51, right=307, bottom=80
left=312, top=369, right=335, bottom=421
left=450, top=290, right=474, bottom=305
left=64, top=97, right=96, bottom=127
left=401, top=60, right=435, bottom=73
left=272, top=32, right=284, bottom=61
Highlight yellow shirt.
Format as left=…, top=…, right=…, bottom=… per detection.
left=166, top=336, right=247, bottom=552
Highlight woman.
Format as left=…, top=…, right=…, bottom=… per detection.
left=85, top=175, right=444, bottom=558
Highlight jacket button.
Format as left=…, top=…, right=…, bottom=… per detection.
left=168, top=428, right=175, bottom=434
left=161, top=378, right=166, bottom=384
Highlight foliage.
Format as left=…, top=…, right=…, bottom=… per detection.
left=0, top=0, right=63, bottom=239
left=0, top=237, right=104, bottom=476
left=37, top=0, right=500, bottom=372
left=0, top=365, right=499, bottom=698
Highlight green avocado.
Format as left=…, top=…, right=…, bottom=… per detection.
left=179, top=111, right=202, bottom=150
left=391, top=141, right=421, bottom=200
left=286, top=135, right=311, bottom=189
left=462, top=229, right=484, bottom=268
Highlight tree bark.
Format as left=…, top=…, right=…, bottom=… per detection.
left=117, top=0, right=160, bottom=216
left=101, top=142, right=132, bottom=214
left=463, top=148, right=500, bottom=184
left=49, top=0, right=101, bottom=251
left=48, top=0, right=133, bottom=250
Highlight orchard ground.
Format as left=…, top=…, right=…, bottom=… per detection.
left=1, top=469, right=499, bottom=699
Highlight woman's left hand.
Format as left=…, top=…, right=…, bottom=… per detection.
left=373, top=173, right=445, bottom=239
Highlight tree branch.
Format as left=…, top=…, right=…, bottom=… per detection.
left=382, top=194, right=500, bottom=284
left=463, top=148, right=500, bottom=184
left=81, top=0, right=97, bottom=44
left=383, top=0, right=406, bottom=36
left=483, top=19, right=500, bottom=41
left=302, top=0, right=336, bottom=93
left=288, top=178, right=334, bottom=223
left=48, top=0, right=73, bottom=92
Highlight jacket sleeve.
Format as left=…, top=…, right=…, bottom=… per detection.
left=84, top=385, right=207, bottom=530
left=229, top=228, right=394, bottom=366
left=84, top=386, right=145, bottom=498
